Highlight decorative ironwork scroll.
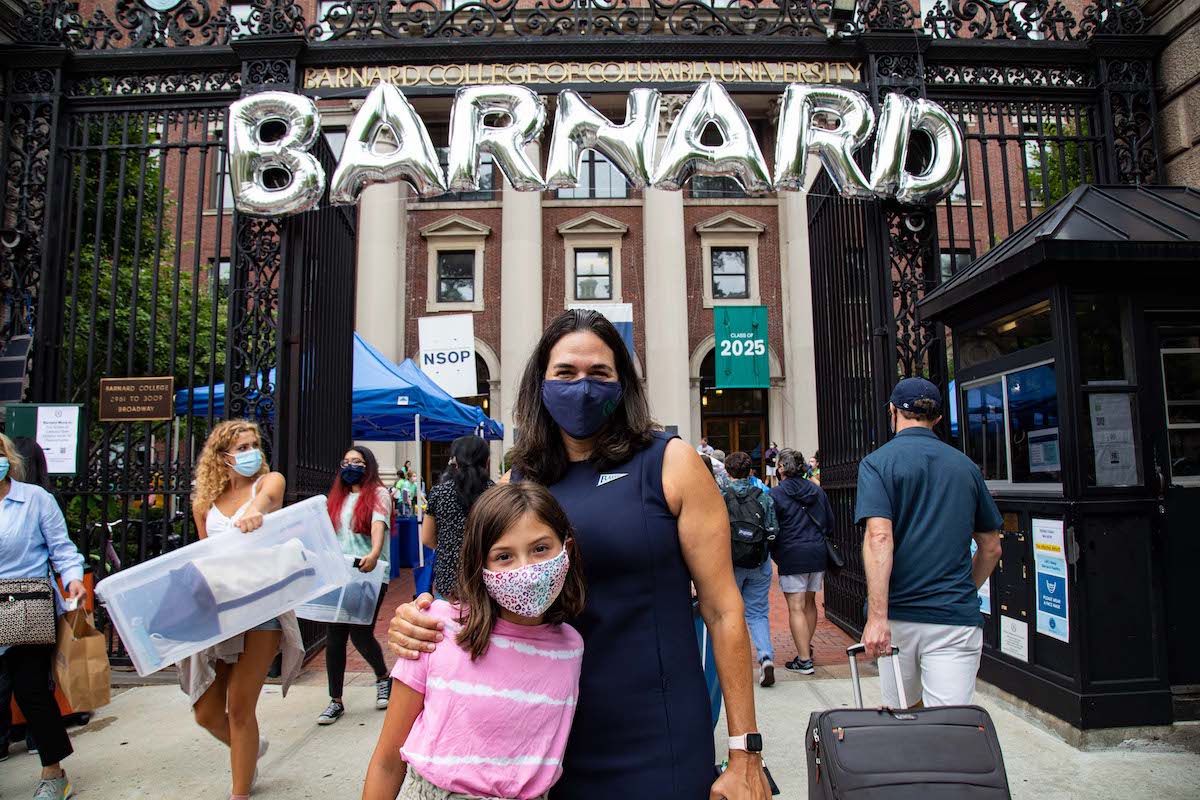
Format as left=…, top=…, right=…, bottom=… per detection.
left=1101, top=58, right=1161, bottom=184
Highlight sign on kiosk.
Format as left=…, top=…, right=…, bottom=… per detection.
left=418, top=313, right=478, bottom=399
left=1033, top=518, right=1070, bottom=643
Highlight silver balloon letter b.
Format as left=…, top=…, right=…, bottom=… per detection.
left=228, top=91, right=325, bottom=216
left=447, top=86, right=546, bottom=192
left=652, top=81, right=772, bottom=194
left=546, top=89, right=661, bottom=190
left=773, top=85, right=875, bottom=198
left=329, top=83, right=446, bottom=204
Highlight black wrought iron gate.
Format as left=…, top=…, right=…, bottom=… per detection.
left=1, top=0, right=1166, bottom=653
left=809, top=1, right=1163, bottom=635
left=0, top=22, right=356, bottom=660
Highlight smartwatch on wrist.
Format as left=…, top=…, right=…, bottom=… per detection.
left=728, top=733, right=764, bottom=753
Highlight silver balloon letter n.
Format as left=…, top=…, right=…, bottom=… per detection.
left=228, top=91, right=326, bottom=216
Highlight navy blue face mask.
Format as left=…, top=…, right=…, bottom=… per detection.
left=542, top=378, right=624, bottom=440
left=341, top=464, right=366, bottom=485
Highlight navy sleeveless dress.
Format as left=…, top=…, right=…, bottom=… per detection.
left=521, top=432, right=714, bottom=800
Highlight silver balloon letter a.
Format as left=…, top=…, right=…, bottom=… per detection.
left=546, top=89, right=661, bottom=190
left=329, top=83, right=446, bottom=204
left=228, top=91, right=325, bottom=216
left=447, top=86, right=546, bottom=192
left=773, top=85, right=875, bottom=198
left=652, top=81, right=772, bottom=194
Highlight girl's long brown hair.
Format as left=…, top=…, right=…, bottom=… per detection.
left=453, top=482, right=586, bottom=661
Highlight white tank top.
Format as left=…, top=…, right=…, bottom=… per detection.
left=205, top=477, right=263, bottom=538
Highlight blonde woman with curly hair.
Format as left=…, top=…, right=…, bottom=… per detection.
left=181, top=420, right=304, bottom=800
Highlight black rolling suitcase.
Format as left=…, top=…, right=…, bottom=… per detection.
left=806, top=644, right=1011, bottom=799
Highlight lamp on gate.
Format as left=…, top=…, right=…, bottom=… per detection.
left=830, top=0, right=856, bottom=24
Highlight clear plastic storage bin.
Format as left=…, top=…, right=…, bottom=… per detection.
left=95, top=495, right=350, bottom=676
left=296, top=554, right=388, bottom=625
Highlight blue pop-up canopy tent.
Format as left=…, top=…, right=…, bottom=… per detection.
left=174, top=333, right=503, bottom=442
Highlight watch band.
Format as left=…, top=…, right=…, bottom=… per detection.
left=728, top=733, right=763, bottom=753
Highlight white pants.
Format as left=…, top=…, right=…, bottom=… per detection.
left=879, top=620, right=983, bottom=708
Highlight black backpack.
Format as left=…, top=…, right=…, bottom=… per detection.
left=725, top=487, right=771, bottom=568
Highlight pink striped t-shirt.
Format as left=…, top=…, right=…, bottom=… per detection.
left=390, top=600, right=584, bottom=800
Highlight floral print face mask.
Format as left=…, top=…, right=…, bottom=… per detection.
left=481, top=548, right=571, bottom=619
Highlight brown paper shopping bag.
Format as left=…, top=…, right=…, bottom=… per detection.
left=53, top=609, right=111, bottom=711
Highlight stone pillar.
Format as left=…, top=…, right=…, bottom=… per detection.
left=642, top=97, right=693, bottom=442
left=355, top=181, right=408, bottom=480
left=778, top=187, right=821, bottom=458
left=500, top=143, right=544, bottom=456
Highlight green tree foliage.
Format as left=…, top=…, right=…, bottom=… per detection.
left=1025, top=121, right=1092, bottom=207
left=65, top=116, right=228, bottom=408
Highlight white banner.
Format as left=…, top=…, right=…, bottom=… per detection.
left=418, top=314, right=477, bottom=398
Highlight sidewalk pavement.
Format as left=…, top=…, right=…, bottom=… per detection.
left=2, top=670, right=1196, bottom=799
left=4, top=571, right=1195, bottom=798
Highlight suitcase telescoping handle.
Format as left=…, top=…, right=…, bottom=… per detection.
left=846, top=643, right=909, bottom=710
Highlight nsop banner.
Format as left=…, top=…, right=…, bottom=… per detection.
left=714, top=306, right=768, bottom=389
left=569, top=303, right=635, bottom=362
left=418, top=313, right=477, bottom=398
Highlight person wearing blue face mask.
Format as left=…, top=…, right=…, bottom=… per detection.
left=316, top=446, right=393, bottom=726
left=0, top=433, right=86, bottom=800
left=185, top=420, right=301, bottom=800
left=389, top=309, right=772, bottom=800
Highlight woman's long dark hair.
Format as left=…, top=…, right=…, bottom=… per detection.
left=448, top=435, right=490, bottom=512
left=327, top=445, right=390, bottom=536
left=455, top=482, right=586, bottom=660
left=510, top=309, right=655, bottom=484
left=12, top=437, right=49, bottom=489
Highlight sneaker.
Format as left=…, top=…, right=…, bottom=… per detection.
left=785, top=657, right=815, bottom=675
left=317, top=700, right=344, bottom=725
left=376, top=678, right=391, bottom=710
left=26, top=733, right=37, bottom=755
left=759, top=657, right=776, bottom=688
left=258, top=734, right=269, bottom=760
left=1, top=739, right=9, bottom=762
left=32, top=772, right=72, bottom=799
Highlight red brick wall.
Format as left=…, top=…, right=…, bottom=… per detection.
left=402, top=207, right=504, bottom=369
left=540, top=204, right=647, bottom=373
left=683, top=204, right=785, bottom=378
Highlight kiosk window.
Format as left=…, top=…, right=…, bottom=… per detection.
left=963, top=361, right=1061, bottom=489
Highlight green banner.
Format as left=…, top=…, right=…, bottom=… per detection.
left=714, top=305, right=769, bottom=389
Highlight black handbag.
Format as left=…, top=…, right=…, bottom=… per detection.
left=799, top=504, right=844, bottom=579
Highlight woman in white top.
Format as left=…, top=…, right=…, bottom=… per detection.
left=184, top=420, right=304, bottom=800
left=316, top=445, right=392, bottom=725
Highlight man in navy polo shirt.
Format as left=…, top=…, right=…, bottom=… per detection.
left=856, top=378, right=1003, bottom=708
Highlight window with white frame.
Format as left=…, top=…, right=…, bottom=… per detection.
left=436, top=251, right=475, bottom=303
left=963, top=361, right=1061, bottom=488
left=421, top=215, right=490, bottom=312
left=696, top=212, right=764, bottom=308
left=573, top=249, right=613, bottom=301
left=711, top=248, right=749, bottom=299
left=557, top=212, right=627, bottom=306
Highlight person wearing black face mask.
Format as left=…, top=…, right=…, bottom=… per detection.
left=318, top=446, right=393, bottom=726
left=389, top=309, right=772, bottom=800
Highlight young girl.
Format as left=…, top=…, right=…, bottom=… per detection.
left=184, top=420, right=305, bottom=800
left=318, top=445, right=393, bottom=725
left=363, top=482, right=586, bottom=800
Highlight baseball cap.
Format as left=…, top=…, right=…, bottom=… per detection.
left=889, top=377, right=942, bottom=413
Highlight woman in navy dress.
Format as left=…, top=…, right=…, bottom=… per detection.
left=389, top=310, right=769, bottom=800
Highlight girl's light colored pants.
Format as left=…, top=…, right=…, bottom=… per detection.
left=398, top=767, right=549, bottom=800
